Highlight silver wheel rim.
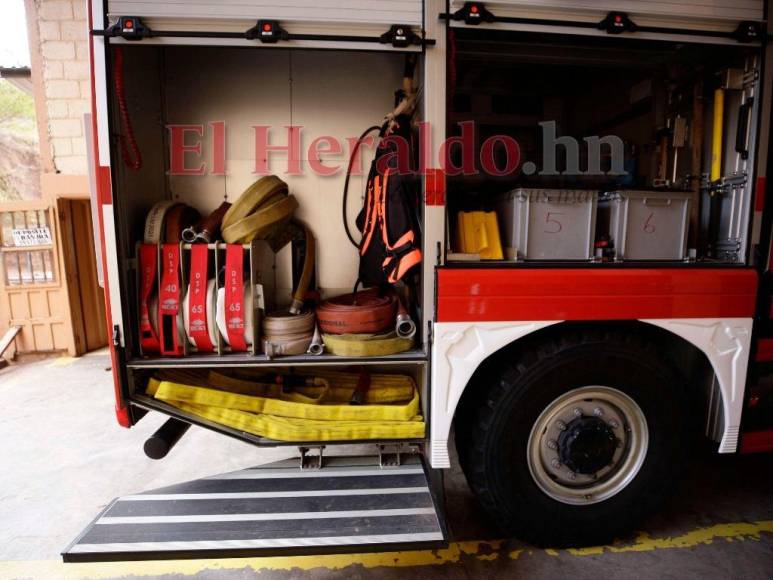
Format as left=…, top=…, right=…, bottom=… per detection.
left=527, top=386, right=648, bottom=505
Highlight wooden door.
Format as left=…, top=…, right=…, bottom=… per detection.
left=58, top=198, right=108, bottom=354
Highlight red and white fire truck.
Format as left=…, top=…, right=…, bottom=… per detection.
left=66, top=0, right=773, bottom=562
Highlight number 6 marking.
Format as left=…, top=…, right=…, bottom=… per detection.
left=643, top=212, right=656, bottom=234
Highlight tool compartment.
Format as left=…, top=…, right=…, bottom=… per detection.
left=443, top=31, right=763, bottom=266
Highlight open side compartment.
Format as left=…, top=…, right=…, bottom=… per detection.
left=107, top=43, right=428, bottom=366
left=444, top=30, right=763, bottom=266
left=63, top=454, right=446, bottom=562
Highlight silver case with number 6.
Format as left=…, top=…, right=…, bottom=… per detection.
left=608, top=190, right=690, bottom=261
left=497, top=188, right=598, bottom=260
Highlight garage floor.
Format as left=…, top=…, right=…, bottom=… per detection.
left=1, top=352, right=771, bottom=579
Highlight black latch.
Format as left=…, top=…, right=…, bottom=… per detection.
left=105, top=16, right=151, bottom=40
left=452, top=2, right=495, bottom=26
left=246, top=20, right=288, bottom=43
left=380, top=25, right=421, bottom=48
left=598, top=12, right=636, bottom=34
left=733, top=21, right=762, bottom=43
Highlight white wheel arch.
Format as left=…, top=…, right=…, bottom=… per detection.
left=429, top=318, right=753, bottom=469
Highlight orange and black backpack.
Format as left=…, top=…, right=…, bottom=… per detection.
left=356, top=116, right=422, bottom=287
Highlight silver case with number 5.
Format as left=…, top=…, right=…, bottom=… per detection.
left=608, top=190, right=690, bottom=261
left=497, top=188, right=598, bottom=260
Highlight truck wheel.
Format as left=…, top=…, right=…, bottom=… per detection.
left=457, top=332, right=690, bottom=547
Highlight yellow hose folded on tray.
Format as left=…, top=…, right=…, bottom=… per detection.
left=146, top=375, right=425, bottom=441
left=153, top=370, right=415, bottom=404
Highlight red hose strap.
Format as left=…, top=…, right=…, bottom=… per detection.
left=138, top=243, right=160, bottom=353
left=188, top=244, right=214, bottom=352
left=224, top=244, right=248, bottom=351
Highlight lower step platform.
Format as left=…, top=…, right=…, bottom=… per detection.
left=63, top=455, right=446, bottom=562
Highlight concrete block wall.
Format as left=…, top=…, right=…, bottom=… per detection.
left=32, top=0, right=90, bottom=175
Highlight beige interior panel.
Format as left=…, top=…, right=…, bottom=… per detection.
left=165, top=48, right=405, bottom=298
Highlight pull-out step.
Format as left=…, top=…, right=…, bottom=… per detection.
left=63, top=455, right=446, bottom=562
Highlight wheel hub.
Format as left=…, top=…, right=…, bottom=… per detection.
left=527, top=386, right=649, bottom=505
left=557, top=416, right=618, bottom=475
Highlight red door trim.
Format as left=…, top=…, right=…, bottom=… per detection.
left=740, top=430, right=773, bottom=454
left=437, top=268, right=759, bottom=323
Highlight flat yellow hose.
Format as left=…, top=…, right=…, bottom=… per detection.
left=151, top=380, right=420, bottom=422
left=322, top=332, right=413, bottom=357
left=146, top=376, right=424, bottom=441
left=169, top=402, right=425, bottom=441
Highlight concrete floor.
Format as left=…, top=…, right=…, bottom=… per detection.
left=0, top=352, right=772, bottom=579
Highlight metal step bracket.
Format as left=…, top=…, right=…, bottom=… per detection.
left=299, top=445, right=325, bottom=470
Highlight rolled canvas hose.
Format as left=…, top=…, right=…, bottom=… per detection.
left=262, top=309, right=316, bottom=357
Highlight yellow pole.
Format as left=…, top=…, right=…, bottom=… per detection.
left=710, top=88, right=724, bottom=182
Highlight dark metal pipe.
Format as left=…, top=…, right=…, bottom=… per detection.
left=143, top=418, right=191, bottom=460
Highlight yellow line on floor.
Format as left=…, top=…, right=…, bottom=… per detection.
left=2, top=520, right=771, bottom=579
left=48, top=357, right=78, bottom=367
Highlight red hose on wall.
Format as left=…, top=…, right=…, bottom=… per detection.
left=113, top=47, right=142, bottom=171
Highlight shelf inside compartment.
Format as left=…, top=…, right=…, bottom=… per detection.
left=126, top=349, right=427, bottom=368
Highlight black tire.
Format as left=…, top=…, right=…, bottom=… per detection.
left=456, top=331, right=690, bottom=547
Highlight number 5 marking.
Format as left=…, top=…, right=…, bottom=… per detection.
left=643, top=212, right=656, bottom=234
left=544, top=212, right=563, bottom=234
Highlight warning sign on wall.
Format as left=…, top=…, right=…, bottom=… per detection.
left=12, top=227, right=53, bottom=247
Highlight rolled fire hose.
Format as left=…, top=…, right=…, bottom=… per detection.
left=322, top=331, right=413, bottom=357
left=140, top=200, right=200, bottom=352
left=221, top=176, right=298, bottom=245
left=144, top=200, right=176, bottom=244
left=317, top=287, right=415, bottom=338
left=316, top=288, right=397, bottom=335
left=221, top=176, right=314, bottom=315
left=182, top=201, right=232, bottom=243
left=216, top=282, right=254, bottom=347
left=262, top=309, right=316, bottom=357
left=163, top=204, right=201, bottom=243
left=183, top=279, right=218, bottom=348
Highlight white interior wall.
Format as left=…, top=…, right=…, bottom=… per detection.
left=164, top=48, right=405, bottom=304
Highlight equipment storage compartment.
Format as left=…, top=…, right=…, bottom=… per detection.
left=110, top=45, right=426, bottom=366
left=496, top=189, right=598, bottom=261
left=606, top=190, right=690, bottom=261
left=444, top=30, right=763, bottom=266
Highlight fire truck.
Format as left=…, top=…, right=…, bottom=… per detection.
left=66, top=0, right=773, bottom=562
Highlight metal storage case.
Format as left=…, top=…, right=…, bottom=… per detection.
left=607, top=190, right=690, bottom=261
left=497, top=188, right=598, bottom=260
